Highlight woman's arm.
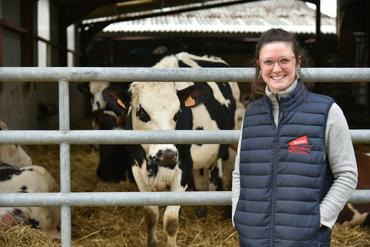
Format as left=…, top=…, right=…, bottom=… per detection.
left=320, top=103, right=358, bottom=228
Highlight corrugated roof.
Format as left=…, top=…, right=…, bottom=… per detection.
left=103, top=0, right=336, bottom=35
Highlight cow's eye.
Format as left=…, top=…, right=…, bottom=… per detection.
left=136, top=105, right=151, bottom=122
left=173, top=110, right=181, bottom=122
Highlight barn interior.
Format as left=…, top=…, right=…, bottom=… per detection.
left=0, top=0, right=369, bottom=246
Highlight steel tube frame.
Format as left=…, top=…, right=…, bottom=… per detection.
left=0, top=129, right=369, bottom=144
left=59, top=79, right=71, bottom=247
left=0, top=190, right=368, bottom=207
left=0, top=67, right=369, bottom=247
left=0, top=67, right=370, bottom=82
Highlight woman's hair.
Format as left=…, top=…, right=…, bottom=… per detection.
left=250, top=28, right=308, bottom=100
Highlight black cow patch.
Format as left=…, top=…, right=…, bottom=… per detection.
left=28, top=218, right=40, bottom=229
left=194, top=127, right=204, bottom=146
left=147, top=157, right=158, bottom=177
left=11, top=208, right=23, bottom=217
left=0, top=163, right=22, bottom=181
left=19, top=185, right=28, bottom=193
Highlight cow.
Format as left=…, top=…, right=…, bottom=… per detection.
left=96, top=111, right=134, bottom=183
left=0, top=121, right=32, bottom=167
left=336, top=149, right=370, bottom=227
left=78, top=81, right=130, bottom=130
left=101, top=52, right=244, bottom=247
left=0, top=163, right=61, bottom=239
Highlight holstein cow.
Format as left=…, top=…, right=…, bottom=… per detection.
left=78, top=81, right=130, bottom=130
left=0, top=163, right=61, bottom=239
left=336, top=150, right=370, bottom=227
left=0, top=121, right=32, bottom=167
left=0, top=121, right=60, bottom=238
left=96, top=111, right=134, bottom=183
left=78, top=82, right=134, bottom=183
left=102, top=52, right=243, bottom=247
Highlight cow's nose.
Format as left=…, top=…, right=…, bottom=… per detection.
left=156, top=149, right=178, bottom=167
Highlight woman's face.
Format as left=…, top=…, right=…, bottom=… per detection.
left=258, top=41, right=299, bottom=94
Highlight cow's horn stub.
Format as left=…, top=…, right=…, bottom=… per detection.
left=116, top=98, right=126, bottom=110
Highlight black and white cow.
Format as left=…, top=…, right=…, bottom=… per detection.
left=0, top=121, right=60, bottom=239
left=96, top=111, right=134, bottom=183
left=78, top=82, right=134, bottom=183
left=0, top=163, right=60, bottom=239
left=101, top=52, right=243, bottom=247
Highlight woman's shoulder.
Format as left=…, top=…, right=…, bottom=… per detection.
left=305, top=90, right=335, bottom=105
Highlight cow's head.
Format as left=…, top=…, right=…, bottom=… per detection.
left=103, top=82, right=209, bottom=168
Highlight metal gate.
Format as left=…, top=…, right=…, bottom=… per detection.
left=0, top=67, right=370, bottom=247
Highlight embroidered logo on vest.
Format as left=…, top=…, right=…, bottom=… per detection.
left=288, top=135, right=311, bottom=154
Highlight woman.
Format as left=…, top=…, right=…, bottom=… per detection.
left=231, top=28, right=358, bottom=247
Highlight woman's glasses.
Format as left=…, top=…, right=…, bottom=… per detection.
left=259, top=56, right=295, bottom=69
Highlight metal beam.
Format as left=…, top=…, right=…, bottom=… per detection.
left=0, top=129, right=369, bottom=144
left=0, top=190, right=369, bottom=207
left=1, top=67, right=370, bottom=82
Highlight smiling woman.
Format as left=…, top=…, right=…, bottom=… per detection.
left=232, top=28, right=357, bottom=247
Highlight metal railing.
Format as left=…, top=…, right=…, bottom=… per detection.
left=0, top=67, right=370, bottom=247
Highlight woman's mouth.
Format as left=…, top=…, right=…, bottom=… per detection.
left=271, top=75, right=285, bottom=80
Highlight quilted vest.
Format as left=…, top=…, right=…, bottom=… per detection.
left=234, top=81, right=334, bottom=247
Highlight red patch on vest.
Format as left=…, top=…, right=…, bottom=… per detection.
left=288, top=135, right=311, bottom=154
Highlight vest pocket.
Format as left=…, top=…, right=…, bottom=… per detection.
left=316, top=226, right=332, bottom=247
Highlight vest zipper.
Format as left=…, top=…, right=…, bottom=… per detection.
left=271, top=96, right=282, bottom=247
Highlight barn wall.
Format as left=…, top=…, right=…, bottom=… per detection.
left=0, top=0, right=89, bottom=130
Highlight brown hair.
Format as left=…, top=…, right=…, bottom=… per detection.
left=250, top=28, right=307, bottom=100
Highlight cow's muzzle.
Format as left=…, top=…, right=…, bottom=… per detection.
left=154, top=149, right=178, bottom=168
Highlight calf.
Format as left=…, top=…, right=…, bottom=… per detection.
left=102, top=52, right=243, bottom=246
left=0, top=121, right=32, bottom=167
left=0, top=163, right=61, bottom=239
left=336, top=150, right=370, bottom=227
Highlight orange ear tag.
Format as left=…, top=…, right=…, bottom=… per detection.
left=184, top=95, right=196, bottom=107
left=116, top=98, right=126, bottom=110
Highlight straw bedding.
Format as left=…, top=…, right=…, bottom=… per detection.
left=0, top=145, right=369, bottom=247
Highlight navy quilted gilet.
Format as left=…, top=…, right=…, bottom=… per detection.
left=234, top=81, right=334, bottom=247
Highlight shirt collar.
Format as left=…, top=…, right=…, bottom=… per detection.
left=265, top=79, right=298, bottom=101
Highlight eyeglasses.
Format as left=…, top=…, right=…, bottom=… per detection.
left=259, top=56, right=296, bottom=69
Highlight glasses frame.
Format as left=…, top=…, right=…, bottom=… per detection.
left=258, top=56, right=296, bottom=69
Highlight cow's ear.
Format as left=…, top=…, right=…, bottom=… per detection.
left=177, top=83, right=210, bottom=108
left=102, top=86, right=131, bottom=115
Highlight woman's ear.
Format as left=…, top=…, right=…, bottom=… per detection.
left=296, top=56, right=302, bottom=67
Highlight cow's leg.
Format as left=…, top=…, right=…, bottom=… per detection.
left=222, top=147, right=236, bottom=191
left=193, top=168, right=209, bottom=218
left=144, top=206, right=159, bottom=247
left=132, top=166, right=159, bottom=247
left=163, top=205, right=180, bottom=247
left=221, top=147, right=236, bottom=218
left=163, top=168, right=185, bottom=247
left=208, top=159, right=223, bottom=191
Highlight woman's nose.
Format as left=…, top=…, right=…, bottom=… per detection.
left=272, top=62, right=282, bottom=72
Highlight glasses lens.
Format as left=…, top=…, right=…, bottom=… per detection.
left=279, top=57, right=292, bottom=65
left=262, top=59, right=274, bottom=66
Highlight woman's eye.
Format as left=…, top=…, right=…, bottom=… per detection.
left=136, top=105, right=151, bottom=122
left=279, top=58, right=291, bottom=64
left=263, top=59, right=274, bottom=66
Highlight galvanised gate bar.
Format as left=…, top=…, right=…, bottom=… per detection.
left=0, top=67, right=370, bottom=247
